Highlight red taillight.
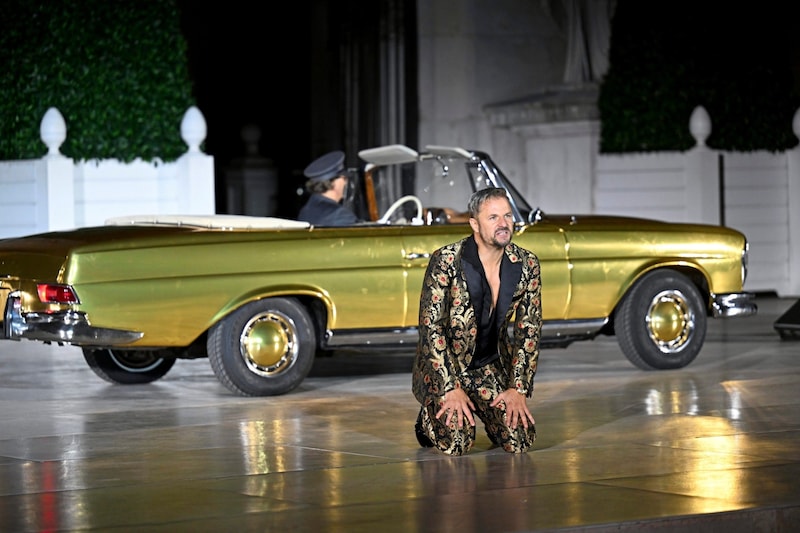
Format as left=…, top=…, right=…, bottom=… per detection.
left=36, top=284, right=80, bottom=304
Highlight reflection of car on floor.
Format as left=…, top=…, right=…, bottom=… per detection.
left=0, top=145, right=757, bottom=396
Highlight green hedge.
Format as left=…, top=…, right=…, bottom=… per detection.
left=0, top=0, right=195, bottom=162
left=598, top=0, right=800, bottom=153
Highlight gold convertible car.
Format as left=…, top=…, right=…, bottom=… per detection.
left=0, top=145, right=756, bottom=396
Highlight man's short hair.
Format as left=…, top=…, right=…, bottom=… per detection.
left=468, top=187, right=510, bottom=218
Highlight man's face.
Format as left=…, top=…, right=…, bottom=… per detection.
left=470, top=196, right=513, bottom=249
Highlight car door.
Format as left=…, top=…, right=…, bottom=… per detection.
left=297, top=226, right=411, bottom=330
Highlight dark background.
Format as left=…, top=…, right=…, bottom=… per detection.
left=178, top=1, right=417, bottom=218
left=179, top=2, right=313, bottom=216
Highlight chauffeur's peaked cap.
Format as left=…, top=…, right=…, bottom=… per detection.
left=303, top=151, right=346, bottom=182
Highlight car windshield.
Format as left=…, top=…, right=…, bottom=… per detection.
left=350, top=146, right=536, bottom=225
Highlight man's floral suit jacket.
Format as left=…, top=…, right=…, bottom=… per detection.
left=411, top=236, right=542, bottom=407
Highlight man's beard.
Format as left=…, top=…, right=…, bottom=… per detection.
left=486, top=227, right=511, bottom=248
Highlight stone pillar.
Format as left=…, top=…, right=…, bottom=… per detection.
left=177, top=106, right=215, bottom=214
left=39, top=156, right=75, bottom=232
left=485, top=84, right=600, bottom=214
left=684, top=106, right=721, bottom=225
left=39, top=107, right=75, bottom=232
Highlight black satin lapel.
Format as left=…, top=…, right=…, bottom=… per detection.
left=461, top=236, right=483, bottom=307
left=462, top=258, right=482, bottom=306
left=498, top=256, right=522, bottom=318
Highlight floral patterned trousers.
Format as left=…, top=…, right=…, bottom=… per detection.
left=415, top=360, right=537, bottom=455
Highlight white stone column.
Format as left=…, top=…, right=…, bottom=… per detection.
left=39, top=107, right=75, bottom=232
left=38, top=156, right=75, bottom=232
left=177, top=106, right=215, bottom=214
left=684, top=106, right=720, bottom=225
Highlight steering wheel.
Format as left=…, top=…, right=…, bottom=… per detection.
left=377, top=195, right=424, bottom=224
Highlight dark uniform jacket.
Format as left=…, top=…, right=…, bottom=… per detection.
left=297, top=195, right=360, bottom=226
left=411, top=236, right=542, bottom=406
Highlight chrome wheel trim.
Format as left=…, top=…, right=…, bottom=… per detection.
left=239, top=311, right=297, bottom=377
left=645, top=289, right=695, bottom=353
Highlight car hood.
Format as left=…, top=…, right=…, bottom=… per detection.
left=542, top=213, right=736, bottom=235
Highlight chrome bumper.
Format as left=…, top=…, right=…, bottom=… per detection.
left=2, top=292, right=144, bottom=345
left=711, top=292, right=758, bottom=318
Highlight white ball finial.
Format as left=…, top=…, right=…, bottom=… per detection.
left=689, top=106, right=711, bottom=147
left=792, top=107, right=800, bottom=139
left=181, top=106, right=206, bottom=153
left=40, top=107, right=66, bottom=156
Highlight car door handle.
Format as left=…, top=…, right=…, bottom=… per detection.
left=405, top=252, right=430, bottom=260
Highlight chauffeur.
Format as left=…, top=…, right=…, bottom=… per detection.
left=297, top=150, right=362, bottom=226
left=412, top=187, right=542, bottom=455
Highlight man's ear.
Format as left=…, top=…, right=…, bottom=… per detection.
left=468, top=218, right=478, bottom=233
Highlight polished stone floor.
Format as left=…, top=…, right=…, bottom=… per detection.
left=0, top=295, right=799, bottom=532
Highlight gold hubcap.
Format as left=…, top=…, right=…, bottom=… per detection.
left=240, top=312, right=297, bottom=376
left=645, top=290, right=694, bottom=353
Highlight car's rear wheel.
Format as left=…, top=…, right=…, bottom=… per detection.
left=207, top=297, right=316, bottom=396
left=616, top=270, right=707, bottom=370
left=82, top=348, right=176, bottom=384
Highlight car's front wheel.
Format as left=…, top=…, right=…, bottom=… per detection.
left=616, top=270, right=707, bottom=370
left=207, top=297, right=316, bottom=396
left=82, top=348, right=176, bottom=384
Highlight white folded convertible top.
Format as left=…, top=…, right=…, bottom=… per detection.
left=105, top=214, right=311, bottom=230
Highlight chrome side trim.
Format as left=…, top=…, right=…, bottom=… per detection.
left=542, top=319, right=608, bottom=338
left=325, top=328, right=419, bottom=347
left=711, top=292, right=758, bottom=318
left=322, top=319, right=609, bottom=349
left=3, top=293, right=144, bottom=345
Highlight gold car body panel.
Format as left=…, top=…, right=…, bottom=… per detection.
left=542, top=215, right=749, bottom=319
left=58, top=225, right=416, bottom=345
